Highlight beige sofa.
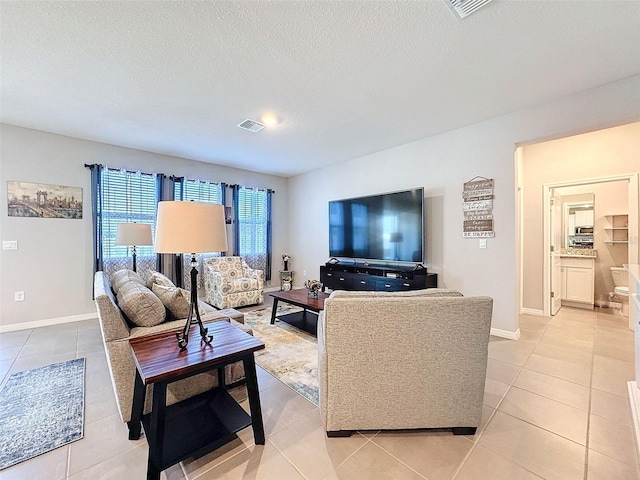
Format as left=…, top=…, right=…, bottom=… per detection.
left=318, top=289, right=493, bottom=437
left=93, top=270, right=252, bottom=435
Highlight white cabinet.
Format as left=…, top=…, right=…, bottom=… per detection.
left=604, top=214, right=629, bottom=245
left=561, top=256, right=595, bottom=309
left=574, top=209, right=594, bottom=227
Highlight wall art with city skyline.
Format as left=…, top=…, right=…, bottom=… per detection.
left=7, top=181, right=83, bottom=219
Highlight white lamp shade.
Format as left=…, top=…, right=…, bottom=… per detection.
left=115, top=223, right=153, bottom=246
left=155, top=201, right=228, bottom=254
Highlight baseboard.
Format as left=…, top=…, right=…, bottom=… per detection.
left=490, top=327, right=521, bottom=340
left=520, top=308, right=544, bottom=316
left=627, top=381, right=640, bottom=458
left=0, top=312, right=98, bottom=333
left=560, top=300, right=594, bottom=310
left=263, top=286, right=281, bottom=293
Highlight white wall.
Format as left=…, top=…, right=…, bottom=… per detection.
left=522, top=122, right=640, bottom=311
left=288, top=75, right=640, bottom=334
left=0, top=124, right=289, bottom=330
left=3, top=75, right=640, bottom=334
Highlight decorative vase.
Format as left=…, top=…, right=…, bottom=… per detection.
left=307, top=289, right=318, bottom=298
left=283, top=260, right=289, bottom=271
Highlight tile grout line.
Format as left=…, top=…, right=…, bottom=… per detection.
left=582, top=310, right=599, bottom=479
left=69, top=322, right=81, bottom=479
left=356, top=434, right=430, bottom=480
left=460, top=315, right=560, bottom=477
left=452, top=320, right=551, bottom=479
left=0, top=329, right=33, bottom=390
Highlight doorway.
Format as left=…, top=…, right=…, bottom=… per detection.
left=541, top=175, right=638, bottom=318
left=516, top=122, right=640, bottom=322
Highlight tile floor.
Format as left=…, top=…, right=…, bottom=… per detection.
left=0, top=306, right=639, bottom=479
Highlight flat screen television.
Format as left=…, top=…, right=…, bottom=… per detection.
left=329, top=187, right=424, bottom=263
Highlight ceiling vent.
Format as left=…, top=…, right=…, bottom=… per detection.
left=444, top=0, right=493, bottom=19
left=237, top=119, right=264, bottom=133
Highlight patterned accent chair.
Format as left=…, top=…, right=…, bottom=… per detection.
left=204, top=256, right=264, bottom=309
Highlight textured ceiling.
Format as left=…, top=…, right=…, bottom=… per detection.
left=1, top=1, right=639, bottom=177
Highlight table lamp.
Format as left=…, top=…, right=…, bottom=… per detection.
left=115, top=223, right=153, bottom=272
left=154, top=201, right=228, bottom=349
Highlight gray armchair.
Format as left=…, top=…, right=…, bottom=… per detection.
left=317, top=289, right=493, bottom=437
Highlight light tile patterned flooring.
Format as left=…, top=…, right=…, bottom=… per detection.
left=0, top=306, right=639, bottom=479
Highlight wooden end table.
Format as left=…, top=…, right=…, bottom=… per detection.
left=269, top=288, right=330, bottom=335
left=129, top=321, right=265, bottom=480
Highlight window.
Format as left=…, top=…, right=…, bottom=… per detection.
left=174, top=178, right=223, bottom=204
left=174, top=178, right=225, bottom=289
left=99, top=167, right=158, bottom=277
left=233, top=186, right=271, bottom=278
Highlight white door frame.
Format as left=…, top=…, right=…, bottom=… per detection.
left=541, top=173, right=639, bottom=317
left=550, top=193, right=563, bottom=315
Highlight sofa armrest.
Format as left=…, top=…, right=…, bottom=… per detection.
left=205, top=265, right=227, bottom=285
left=128, top=311, right=231, bottom=339
left=94, top=271, right=131, bottom=341
left=245, top=267, right=264, bottom=288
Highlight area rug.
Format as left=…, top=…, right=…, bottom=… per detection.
left=244, top=306, right=319, bottom=405
left=0, top=358, right=86, bottom=470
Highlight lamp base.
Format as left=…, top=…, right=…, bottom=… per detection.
left=176, top=260, right=212, bottom=349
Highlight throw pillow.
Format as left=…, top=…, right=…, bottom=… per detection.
left=151, top=283, right=205, bottom=319
left=151, top=284, right=190, bottom=319
left=111, top=269, right=145, bottom=294
left=116, top=280, right=166, bottom=327
left=146, top=270, right=175, bottom=289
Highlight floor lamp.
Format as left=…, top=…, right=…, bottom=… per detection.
left=116, top=223, right=153, bottom=272
left=155, top=201, right=228, bottom=349
left=389, top=231, right=403, bottom=261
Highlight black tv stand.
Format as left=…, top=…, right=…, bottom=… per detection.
left=320, top=261, right=437, bottom=292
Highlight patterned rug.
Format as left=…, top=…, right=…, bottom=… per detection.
left=0, top=358, right=85, bottom=470
left=244, top=306, right=319, bottom=405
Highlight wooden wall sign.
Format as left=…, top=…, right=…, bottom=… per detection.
left=463, top=177, right=494, bottom=238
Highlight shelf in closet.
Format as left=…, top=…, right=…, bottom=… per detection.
left=604, top=213, right=629, bottom=245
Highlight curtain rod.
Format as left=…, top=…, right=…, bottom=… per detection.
left=229, top=184, right=275, bottom=194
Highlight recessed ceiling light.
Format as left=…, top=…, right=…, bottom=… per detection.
left=261, top=114, right=280, bottom=126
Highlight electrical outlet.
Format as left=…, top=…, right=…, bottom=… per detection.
left=479, top=239, right=487, bottom=249
left=15, top=291, right=25, bottom=302
left=303, top=270, right=307, bottom=277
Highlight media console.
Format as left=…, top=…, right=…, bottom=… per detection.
left=320, top=262, right=437, bottom=292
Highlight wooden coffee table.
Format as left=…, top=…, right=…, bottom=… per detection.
left=129, top=321, right=265, bottom=480
left=269, top=288, right=330, bottom=335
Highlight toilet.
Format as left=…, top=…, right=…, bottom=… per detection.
left=610, top=266, right=629, bottom=316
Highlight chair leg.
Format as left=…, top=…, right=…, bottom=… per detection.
left=452, top=427, right=476, bottom=435
left=326, top=430, right=354, bottom=438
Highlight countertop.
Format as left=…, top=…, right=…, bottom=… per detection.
left=560, top=248, right=597, bottom=259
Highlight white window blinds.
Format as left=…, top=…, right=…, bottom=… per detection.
left=173, top=178, right=225, bottom=289
left=174, top=178, right=223, bottom=204
left=100, top=168, right=157, bottom=275
left=237, top=186, right=268, bottom=269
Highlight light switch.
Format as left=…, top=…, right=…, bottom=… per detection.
left=479, top=239, right=487, bottom=249
left=3, top=241, right=18, bottom=250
